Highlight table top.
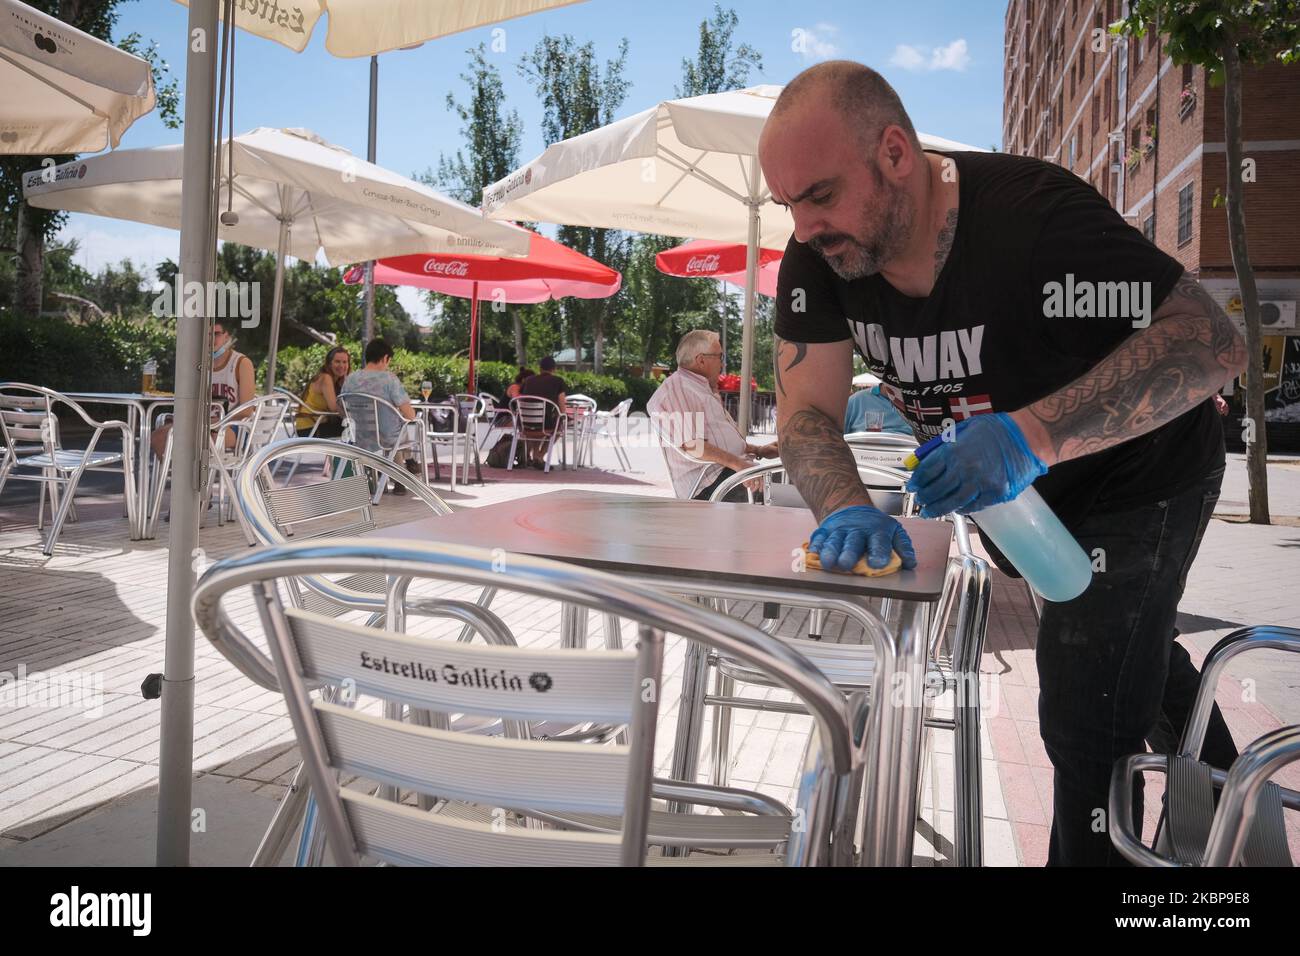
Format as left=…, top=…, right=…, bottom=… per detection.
left=65, top=392, right=174, bottom=403
left=375, top=489, right=953, bottom=601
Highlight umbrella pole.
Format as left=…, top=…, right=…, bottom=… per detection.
left=157, top=0, right=218, bottom=867
left=468, top=281, right=480, bottom=394
left=738, top=159, right=760, bottom=435
left=264, top=200, right=290, bottom=393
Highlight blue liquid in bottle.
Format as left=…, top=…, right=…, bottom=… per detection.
left=972, top=487, right=1092, bottom=602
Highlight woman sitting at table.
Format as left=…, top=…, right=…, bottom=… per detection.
left=506, top=367, right=535, bottom=401
left=295, top=346, right=350, bottom=438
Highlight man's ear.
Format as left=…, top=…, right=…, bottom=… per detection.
left=877, top=126, right=915, bottom=182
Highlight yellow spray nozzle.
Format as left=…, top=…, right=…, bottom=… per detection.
left=903, top=452, right=920, bottom=471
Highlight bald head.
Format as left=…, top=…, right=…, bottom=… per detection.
left=771, top=61, right=921, bottom=156
left=760, top=61, right=926, bottom=280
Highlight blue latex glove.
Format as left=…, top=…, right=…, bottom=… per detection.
left=809, top=505, right=918, bottom=572
left=906, top=412, right=1047, bottom=518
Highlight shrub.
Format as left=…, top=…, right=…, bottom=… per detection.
left=271, top=340, right=362, bottom=396
left=0, top=311, right=176, bottom=393
left=623, top=375, right=660, bottom=413
left=264, top=344, right=659, bottom=411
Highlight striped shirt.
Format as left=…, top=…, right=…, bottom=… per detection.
left=647, top=368, right=750, bottom=499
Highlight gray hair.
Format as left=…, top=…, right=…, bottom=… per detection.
left=675, top=329, right=720, bottom=367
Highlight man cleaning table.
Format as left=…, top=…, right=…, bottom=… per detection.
left=759, top=60, right=1248, bottom=866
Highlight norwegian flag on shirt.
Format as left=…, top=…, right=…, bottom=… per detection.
left=904, top=397, right=945, bottom=421
left=948, top=394, right=994, bottom=420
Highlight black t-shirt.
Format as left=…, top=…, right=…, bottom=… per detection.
left=774, top=150, right=1223, bottom=529
left=520, top=371, right=567, bottom=426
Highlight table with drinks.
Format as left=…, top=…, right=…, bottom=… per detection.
left=66, top=367, right=175, bottom=539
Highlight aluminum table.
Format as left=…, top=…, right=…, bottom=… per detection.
left=65, top=391, right=175, bottom=539
left=376, top=489, right=954, bottom=866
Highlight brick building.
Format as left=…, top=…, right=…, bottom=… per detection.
left=1002, top=0, right=1300, bottom=442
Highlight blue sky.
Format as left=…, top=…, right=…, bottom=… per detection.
left=60, top=0, right=1009, bottom=321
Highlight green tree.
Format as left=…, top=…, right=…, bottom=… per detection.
left=1, top=1, right=181, bottom=317
left=676, top=4, right=764, bottom=375
left=158, top=244, right=414, bottom=366
left=1118, top=1, right=1299, bottom=525
left=676, top=3, right=764, bottom=98
left=419, top=44, right=531, bottom=365
left=519, top=34, right=631, bottom=373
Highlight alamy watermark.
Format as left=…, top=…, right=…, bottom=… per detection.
left=151, top=275, right=261, bottom=328
left=0, top=665, right=103, bottom=718
left=1042, top=273, right=1151, bottom=328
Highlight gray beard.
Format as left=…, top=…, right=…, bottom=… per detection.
left=812, top=182, right=914, bottom=281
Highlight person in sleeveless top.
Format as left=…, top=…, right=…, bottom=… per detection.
left=149, top=320, right=255, bottom=459
left=295, top=346, right=350, bottom=438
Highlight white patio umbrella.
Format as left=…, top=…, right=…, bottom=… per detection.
left=0, top=0, right=155, bottom=153
left=175, top=0, right=587, bottom=57
left=152, top=0, right=585, bottom=868
left=482, top=85, right=981, bottom=432
left=23, top=126, right=530, bottom=387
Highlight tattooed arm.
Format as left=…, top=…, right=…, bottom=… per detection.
left=774, top=334, right=871, bottom=522
left=1010, top=273, right=1247, bottom=466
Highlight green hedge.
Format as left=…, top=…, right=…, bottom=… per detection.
left=274, top=342, right=658, bottom=410
left=0, top=311, right=176, bottom=393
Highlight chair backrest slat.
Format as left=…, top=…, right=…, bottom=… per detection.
left=341, top=790, right=623, bottom=867
left=286, top=607, right=638, bottom=723
left=0, top=393, right=57, bottom=449
left=316, top=702, right=630, bottom=814
left=513, top=396, right=550, bottom=428
left=263, top=474, right=375, bottom=529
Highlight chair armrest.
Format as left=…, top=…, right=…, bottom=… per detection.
left=651, top=778, right=791, bottom=816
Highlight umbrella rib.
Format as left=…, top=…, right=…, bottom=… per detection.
left=0, top=49, right=110, bottom=121
left=230, top=180, right=282, bottom=221
left=653, top=147, right=704, bottom=209
left=657, top=144, right=747, bottom=204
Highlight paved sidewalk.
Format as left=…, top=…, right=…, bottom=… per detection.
left=1, top=434, right=1296, bottom=866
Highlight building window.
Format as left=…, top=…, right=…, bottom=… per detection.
left=1092, top=95, right=1100, bottom=134
left=1182, top=63, right=1193, bottom=88
left=1143, top=215, right=1155, bottom=243
left=1177, top=183, right=1194, bottom=245
left=1070, top=65, right=1076, bottom=98
left=1070, top=131, right=1078, bottom=170
left=1131, top=125, right=1141, bottom=150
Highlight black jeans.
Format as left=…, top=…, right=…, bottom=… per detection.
left=1036, top=464, right=1237, bottom=866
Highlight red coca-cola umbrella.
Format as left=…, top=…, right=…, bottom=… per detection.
left=654, top=238, right=783, bottom=297
left=344, top=228, right=621, bottom=392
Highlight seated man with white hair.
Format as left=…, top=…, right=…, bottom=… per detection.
left=648, top=329, right=779, bottom=501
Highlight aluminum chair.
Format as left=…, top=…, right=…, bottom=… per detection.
left=450, top=393, right=487, bottom=485
left=150, top=393, right=298, bottom=544
left=0, top=383, right=137, bottom=555
left=420, top=402, right=461, bottom=493
left=192, top=536, right=863, bottom=865
left=565, top=394, right=599, bottom=468
left=271, top=387, right=341, bottom=485
left=647, top=411, right=723, bottom=500
left=232, top=438, right=501, bottom=865
left=1110, top=625, right=1300, bottom=866
left=590, top=397, right=634, bottom=472
left=476, top=393, right=513, bottom=451
left=338, top=392, right=433, bottom=503
left=704, top=457, right=991, bottom=866
left=508, top=396, right=567, bottom=472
